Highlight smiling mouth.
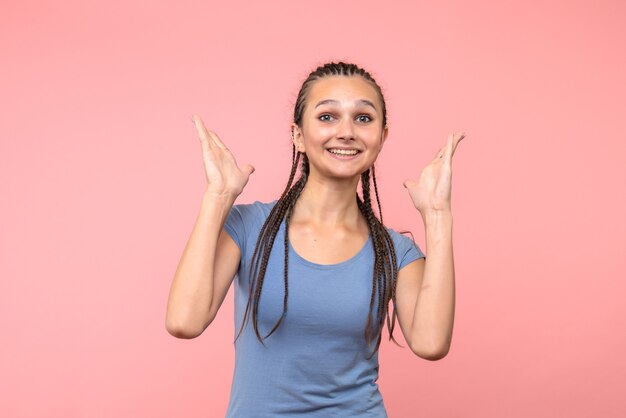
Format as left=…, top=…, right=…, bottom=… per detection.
left=326, top=149, right=361, bottom=159
left=327, top=148, right=361, bottom=156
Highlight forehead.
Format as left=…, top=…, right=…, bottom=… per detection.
left=307, top=75, right=379, bottom=103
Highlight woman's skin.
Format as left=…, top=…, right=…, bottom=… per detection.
left=288, top=75, right=388, bottom=264
left=166, top=75, right=464, bottom=361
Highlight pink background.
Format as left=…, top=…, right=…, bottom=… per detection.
left=2, top=1, right=625, bottom=417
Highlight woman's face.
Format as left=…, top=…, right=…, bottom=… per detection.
left=292, top=75, right=388, bottom=181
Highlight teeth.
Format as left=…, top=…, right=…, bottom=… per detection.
left=329, top=149, right=359, bottom=155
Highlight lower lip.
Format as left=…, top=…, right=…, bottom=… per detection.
left=326, top=150, right=361, bottom=160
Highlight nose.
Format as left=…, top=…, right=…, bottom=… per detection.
left=336, top=117, right=355, bottom=140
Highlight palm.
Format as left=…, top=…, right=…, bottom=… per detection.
left=403, top=133, right=465, bottom=214
left=192, top=115, right=255, bottom=197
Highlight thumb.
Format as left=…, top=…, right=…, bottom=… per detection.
left=403, top=179, right=417, bottom=189
left=243, top=164, right=255, bottom=176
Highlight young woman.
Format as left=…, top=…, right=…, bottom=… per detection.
left=166, top=61, right=464, bottom=417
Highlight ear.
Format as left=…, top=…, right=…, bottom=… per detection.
left=291, top=123, right=305, bottom=153
left=381, top=125, right=389, bottom=147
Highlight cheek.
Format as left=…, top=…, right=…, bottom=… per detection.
left=365, top=133, right=384, bottom=149
left=305, top=127, right=334, bottom=143
left=315, top=124, right=335, bottom=135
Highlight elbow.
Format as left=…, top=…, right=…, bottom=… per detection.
left=410, top=341, right=450, bottom=361
left=165, top=317, right=204, bottom=339
left=165, top=302, right=214, bottom=339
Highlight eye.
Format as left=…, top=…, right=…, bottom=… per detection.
left=357, top=114, right=373, bottom=123
left=319, top=114, right=333, bottom=122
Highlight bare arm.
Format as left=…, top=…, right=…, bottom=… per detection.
left=165, top=115, right=254, bottom=339
left=410, top=211, right=454, bottom=359
left=398, top=132, right=465, bottom=359
left=165, top=192, right=237, bottom=339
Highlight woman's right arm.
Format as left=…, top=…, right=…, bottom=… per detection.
left=165, top=192, right=239, bottom=339
left=165, top=115, right=254, bottom=339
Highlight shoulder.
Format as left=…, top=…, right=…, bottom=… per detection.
left=384, top=226, right=425, bottom=269
left=232, top=199, right=278, bottom=218
left=224, top=199, right=278, bottom=249
left=384, top=226, right=416, bottom=247
left=227, top=199, right=278, bottom=233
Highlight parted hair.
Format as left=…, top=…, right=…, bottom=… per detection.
left=234, top=61, right=404, bottom=359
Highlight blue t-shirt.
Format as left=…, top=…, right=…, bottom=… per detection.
left=222, top=200, right=425, bottom=417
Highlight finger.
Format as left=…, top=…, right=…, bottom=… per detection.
left=192, top=115, right=227, bottom=151
left=192, top=114, right=212, bottom=143
left=451, top=132, right=465, bottom=158
left=207, top=130, right=228, bottom=150
left=443, top=132, right=459, bottom=161
left=435, top=145, right=445, bottom=160
left=197, top=126, right=212, bottom=157
left=192, top=115, right=216, bottom=157
left=443, top=133, right=453, bottom=159
left=193, top=117, right=221, bottom=158
left=435, top=133, right=454, bottom=159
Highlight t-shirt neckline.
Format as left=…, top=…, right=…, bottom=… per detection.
left=288, top=234, right=372, bottom=270
left=269, top=200, right=372, bottom=270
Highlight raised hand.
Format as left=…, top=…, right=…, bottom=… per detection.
left=192, top=114, right=255, bottom=198
left=403, top=132, right=465, bottom=216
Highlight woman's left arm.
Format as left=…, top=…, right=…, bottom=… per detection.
left=402, top=132, right=465, bottom=360
left=412, top=210, right=454, bottom=359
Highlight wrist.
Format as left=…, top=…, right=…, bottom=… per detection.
left=202, top=190, right=238, bottom=208
left=421, top=210, right=453, bottom=226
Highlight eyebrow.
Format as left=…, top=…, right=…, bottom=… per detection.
left=314, top=99, right=377, bottom=111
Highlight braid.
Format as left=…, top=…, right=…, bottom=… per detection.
left=371, top=164, right=384, bottom=225
left=372, top=165, right=400, bottom=347
left=234, top=152, right=309, bottom=345
left=234, top=61, right=403, bottom=359
left=359, top=167, right=401, bottom=360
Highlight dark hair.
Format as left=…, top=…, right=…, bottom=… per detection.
left=234, top=61, right=402, bottom=359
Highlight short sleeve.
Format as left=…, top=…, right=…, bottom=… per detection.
left=223, top=204, right=247, bottom=253
left=222, top=200, right=273, bottom=260
left=393, top=231, right=426, bottom=270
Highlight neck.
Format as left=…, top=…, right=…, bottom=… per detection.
left=292, top=172, right=362, bottom=228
